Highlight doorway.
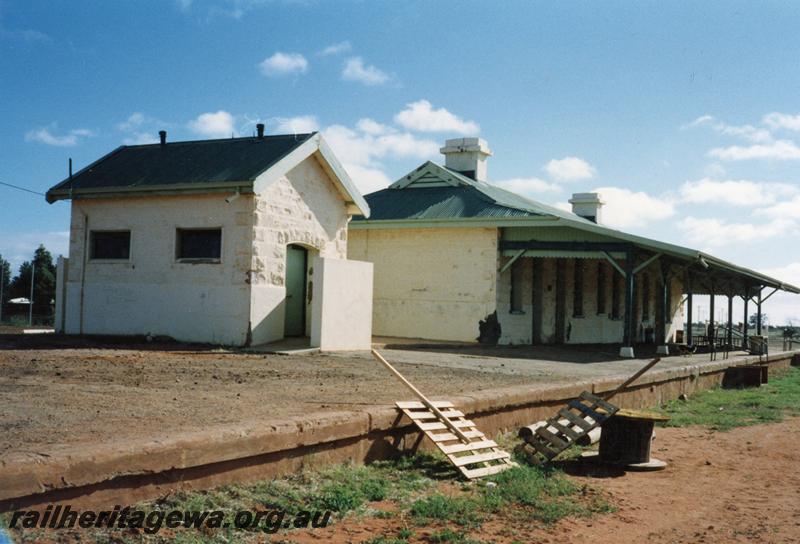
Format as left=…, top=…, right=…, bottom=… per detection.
left=284, top=244, right=308, bottom=336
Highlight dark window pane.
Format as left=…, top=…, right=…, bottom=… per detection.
left=597, top=262, right=606, bottom=314
left=177, top=229, right=221, bottom=260
left=510, top=260, right=524, bottom=312
left=91, top=231, right=130, bottom=260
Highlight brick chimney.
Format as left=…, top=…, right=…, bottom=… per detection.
left=440, top=138, right=492, bottom=182
left=569, top=192, right=605, bottom=224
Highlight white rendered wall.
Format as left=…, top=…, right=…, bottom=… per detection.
left=63, top=193, right=253, bottom=345
left=348, top=227, right=498, bottom=342
left=309, top=257, right=373, bottom=350
left=249, top=156, right=350, bottom=345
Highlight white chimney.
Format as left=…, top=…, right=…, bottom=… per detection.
left=440, top=137, right=492, bottom=182
left=569, top=192, right=605, bottom=224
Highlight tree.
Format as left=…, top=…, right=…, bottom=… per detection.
left=0, top=254, right=10, bottom=302
left=9, top=245, right=57, bottom=322
left=748, top=313, right=767, bottom=329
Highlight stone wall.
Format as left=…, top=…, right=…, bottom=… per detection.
left=249, top=155, right=350, bottom=344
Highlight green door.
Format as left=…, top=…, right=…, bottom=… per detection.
left=284, top=245, right=307, bottom=336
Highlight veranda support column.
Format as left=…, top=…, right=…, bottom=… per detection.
left=656, top=273, right=669, bottom=355
left=709, top=288, right=716, bottom=351
left=620, top=249, right=635, bottom=358
left=742, top=293, right=749, bottom=350
left=686, top=276, right=693, bottom=346
left=757, top=288, right=763, bottom=335
left=726, top=294, right=733, bottom=348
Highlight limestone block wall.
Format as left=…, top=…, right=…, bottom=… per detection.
left=348, top=227, right=498, bottom=342
left=250, top=156, right=350, bottom=345
left=63, top=194, right=253, bottom=345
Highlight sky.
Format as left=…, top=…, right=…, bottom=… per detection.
left=1, top=0, right=799, bottom=324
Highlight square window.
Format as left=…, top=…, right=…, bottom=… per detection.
left=90, top=231, right=130, bottom=260
left=176, top=228, right=221, bottom=261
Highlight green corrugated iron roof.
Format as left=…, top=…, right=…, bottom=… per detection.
left=353, top=160, right=800, bottom=293
left=46, top=133, right=314, bottom=201
left=353, top=161, right=598, bottom=223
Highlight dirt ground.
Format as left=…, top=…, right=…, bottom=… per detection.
left=0, top=333, right=777, bottom=461
left=0, top=334, right=534, bottom=460
left=290, top=418, right=800, bottom=544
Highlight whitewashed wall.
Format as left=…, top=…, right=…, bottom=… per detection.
left=348, top=227, right=498, bottom=342
left=63, top=193, right=253, bottom=345
left=310, top=257, right=373, bottom=350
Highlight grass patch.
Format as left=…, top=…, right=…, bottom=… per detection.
left=659, top=367, right=800, bottom=431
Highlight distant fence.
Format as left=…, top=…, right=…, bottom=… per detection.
left=0, top=303, right=54, bottom=327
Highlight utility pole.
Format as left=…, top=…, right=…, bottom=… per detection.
left=29, top=263, right=35, bottom=326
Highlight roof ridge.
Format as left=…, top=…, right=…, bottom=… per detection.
left=123, top=132, right=315, bottom=149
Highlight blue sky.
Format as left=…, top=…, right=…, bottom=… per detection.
left=1, top=1, right=799, bottom=323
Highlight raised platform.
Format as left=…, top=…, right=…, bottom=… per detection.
left=1, top=347, right=796, bottom=512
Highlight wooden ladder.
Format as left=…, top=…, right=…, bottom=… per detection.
left=396, top=400, right=517, bottom=479
left=522, top=391, right=619, bottom=461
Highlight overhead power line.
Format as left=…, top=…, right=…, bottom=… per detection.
left=0, top=181, right=45, bottom=196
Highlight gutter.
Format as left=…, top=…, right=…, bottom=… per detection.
left=46, top=181, right=254, bottom=203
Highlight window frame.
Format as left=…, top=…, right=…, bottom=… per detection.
left=89, top=230, right=132, bottom=262
left=175, top=227, right=223, bottom=263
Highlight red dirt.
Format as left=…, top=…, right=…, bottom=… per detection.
left=0, top=335, right=531, bottom=460
left=286, top=418, right=800, bottom=543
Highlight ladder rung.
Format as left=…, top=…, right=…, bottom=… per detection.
left=429, top=430, right=486, bottom=442
left=405, top=409, right=465, bottom=420
left=418, top=419, right=476, bottom=431
left=439, top=439, right=498, bottom=454
left=451, top=450, right=510, bottom=467
left=461, top=462, right=515, bottom=480
left=535, top=426, right=569, bottom=449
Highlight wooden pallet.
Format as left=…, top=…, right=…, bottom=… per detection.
left=522, top=391, right=619, bottom=461
left=397, top=400, right=517, bottom=479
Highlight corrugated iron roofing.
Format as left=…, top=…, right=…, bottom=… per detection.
left=47, top=133, right=314, bottom=194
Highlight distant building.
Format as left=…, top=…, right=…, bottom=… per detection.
left=46, top=128, right=373, bottom=349
left=349, top=138, right=799, bottom=356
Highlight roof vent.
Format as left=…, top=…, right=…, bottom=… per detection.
left=440, top=138, right=492, bottom=182
left=569, top=192, right=605, bottom=224
left=256, top=123, right=265, bottom=138
left=159, top=130, right=167, bottom=146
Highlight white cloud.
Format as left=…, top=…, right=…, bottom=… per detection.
left=25, top=125, right=94, bottom=147
left=544, top=156, right=596, bottom=182
left=493, top=178, right=562, bottom=197
left=678, top=216, right=794, bottom=248
left=341, top=57, right=389, bottom=86
left=754, top=195, right=800, bottom=218
left=684, top=114, right=772, bottom=143
left=679, top=178, right=798, bottom=206
left=763, top=112, right=800, bottom=131
left=117, top=112, right=166, bottom=144
left=187, top=110, right=236, bottom=137
left=708, top=139, right=800, bottom=161
left=356, top=118, right=393, bottom=136
left=393, top=100, right=479, bottom=135
left=319, top=41, right=351, bottom=56
left=321, top=122, right=439, bottom=194
left=259, top=52, right=308, bottom=76
left=274, top=115, right=319, bottom=134
left=590, top=186, right=674, bottom=229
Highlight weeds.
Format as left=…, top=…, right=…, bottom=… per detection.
left=660, top=367, right=800, bottom=431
